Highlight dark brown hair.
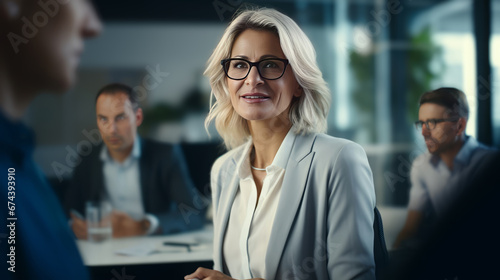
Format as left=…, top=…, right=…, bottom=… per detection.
left=95, top=83, right=139, bottom=111
left=419, top=87, right=469, bottom=119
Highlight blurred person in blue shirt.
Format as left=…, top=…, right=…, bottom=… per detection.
left=0, top=0, right=101, bottom=279
left=393, top=87, right=495, bottom=249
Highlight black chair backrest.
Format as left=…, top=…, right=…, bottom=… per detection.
left=180, top=142, right=226, bottom=195
left=374, top=207, right=389, bottom=279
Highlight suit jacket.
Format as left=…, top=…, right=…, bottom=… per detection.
left=64, top=138, right=205, bottom=234
left=211, top=133, right=376, bottom=280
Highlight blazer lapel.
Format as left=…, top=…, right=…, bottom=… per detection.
left=138, top=140, right=151, bottom=209
left=265, top=133, right=317, bottom=280
left=91, top=146, right=105, bottom=201
left=214, top=152, right=243, bottom=272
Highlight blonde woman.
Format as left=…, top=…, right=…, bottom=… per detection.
left=186, top=8, right=375, bottom=280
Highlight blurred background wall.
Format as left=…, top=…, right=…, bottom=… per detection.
left=26, top=0, right=499, bottom=246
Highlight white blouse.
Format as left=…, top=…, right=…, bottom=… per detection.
left=223, top=129, right=296, bottom=279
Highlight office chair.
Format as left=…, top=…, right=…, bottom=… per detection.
left=374, top=206, right=389, bottom=279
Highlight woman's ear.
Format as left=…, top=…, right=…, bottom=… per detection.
left=294, top=85, right=303, bottom=97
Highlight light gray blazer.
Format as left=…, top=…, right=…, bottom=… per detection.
left=211, top=133, right=376, bottom=280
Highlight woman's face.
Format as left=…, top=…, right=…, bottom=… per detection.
left=227, top=29, right=302, bottom=123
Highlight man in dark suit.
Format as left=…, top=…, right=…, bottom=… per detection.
left=65, top=83, right=204, bottom=238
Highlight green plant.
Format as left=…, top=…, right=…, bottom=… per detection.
left=349, top=25, right=443, bottom=142
left=139, top=86, right=209, bottom=136
left=406, top=25, right=444, bottom=121
left=349, top=49, right=376, bottom=141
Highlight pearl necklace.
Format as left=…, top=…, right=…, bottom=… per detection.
left=251, top=165, right=267, bottom=171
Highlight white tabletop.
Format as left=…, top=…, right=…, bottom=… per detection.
left=77, top=225, right=214, bottom=266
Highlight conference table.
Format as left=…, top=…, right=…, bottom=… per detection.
left=77, top=225, right=214, bottom=278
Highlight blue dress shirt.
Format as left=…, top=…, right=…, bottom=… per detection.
left=408, top=136, right=494, bottom=217
left=100, top=136, right=159, bottom=234
left=0, top=110, right=89, bottom=280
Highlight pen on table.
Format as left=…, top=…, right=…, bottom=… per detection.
left=70, top=209, right=85, bottom=220
left=163, top=241, right=196, bottom=252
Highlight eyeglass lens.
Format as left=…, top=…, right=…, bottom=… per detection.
left=224, top=59, right=286, bottom=80
left=415, top=120, right=439, bottom=130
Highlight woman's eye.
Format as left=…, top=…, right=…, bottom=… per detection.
left=233, top=62, right=248, bottom=69
left=263, top=62, right=278, bottom=68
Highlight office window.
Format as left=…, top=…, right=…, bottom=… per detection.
left=492, top=0, right=500, bottom=146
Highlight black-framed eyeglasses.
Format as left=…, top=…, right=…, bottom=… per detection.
left=221, top=58, right=289, bottom=80
left=414, top=118, right=459, bottom=130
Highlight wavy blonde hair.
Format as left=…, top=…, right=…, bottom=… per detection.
left=204, top=8, right=331, bottom=150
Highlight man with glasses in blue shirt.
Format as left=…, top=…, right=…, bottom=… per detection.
left=393, top=87, right=493, bottom=249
